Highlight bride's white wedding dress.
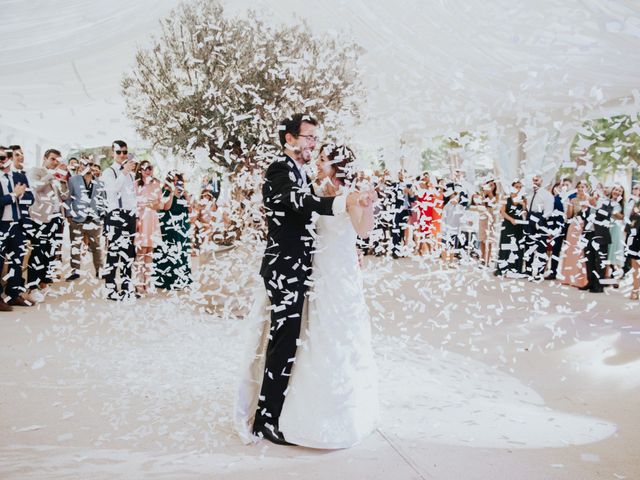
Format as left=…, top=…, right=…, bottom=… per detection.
left=235, top=190, right=379, bottom=449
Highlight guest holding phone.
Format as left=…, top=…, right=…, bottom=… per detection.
left=154, top=171, right=193, bottom=290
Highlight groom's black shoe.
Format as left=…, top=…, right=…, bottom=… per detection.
left=253, top=422, right=295, bottom=446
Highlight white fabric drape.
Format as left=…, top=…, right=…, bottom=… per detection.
left=489, top=124, right=523, bottom=192
left=521, top=118, right=581, bottom=186
left=2, top=0, right=640, bottom=160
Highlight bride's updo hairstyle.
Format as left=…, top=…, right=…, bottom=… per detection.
left=320, top=143, right=357, bottom=187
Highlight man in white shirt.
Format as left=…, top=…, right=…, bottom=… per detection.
left=0, top=146, right=30, bottom=309
left=101, top=140, right=138, bottom=301
left=524, top=175, right=555, bottom=280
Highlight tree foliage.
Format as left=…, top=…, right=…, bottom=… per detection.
left=420, top=132, right=489, bottom=176
left=570, top=114, right=640, bottom=177
left=122, top=0, right=363, bottom=173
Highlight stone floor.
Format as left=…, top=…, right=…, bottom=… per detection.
left=0, top=248, right=638, bottom=479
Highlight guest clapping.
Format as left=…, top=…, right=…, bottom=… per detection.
left=0, top=146, right=30, bottom=309
left=26, top=149, right=68, bottom=301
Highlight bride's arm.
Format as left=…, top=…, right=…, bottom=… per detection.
left=349, top=192, right=375, bottom=238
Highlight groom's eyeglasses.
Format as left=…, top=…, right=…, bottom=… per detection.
left=297, top=134, right=318, bottom=142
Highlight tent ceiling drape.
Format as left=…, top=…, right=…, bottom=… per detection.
left=1, top=0, right=640, bottom=164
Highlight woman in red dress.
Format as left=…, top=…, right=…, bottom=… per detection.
left=416, top=173, right=436, bottom=256
left=427, top=179, right=445, bottom=250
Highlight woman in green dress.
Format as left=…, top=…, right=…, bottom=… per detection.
left=154, top=171, right=193, bottom=290
left=606, top=184, right=626, bottom=284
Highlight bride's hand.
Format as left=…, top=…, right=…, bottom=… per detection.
left=357, top=188, right=377, bottom=207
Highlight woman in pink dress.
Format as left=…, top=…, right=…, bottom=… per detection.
left=134, top=161, right=163, bottom=294
left=480, top=179, right=500, bottom=266
left=560, top=181, right=589, bottom=288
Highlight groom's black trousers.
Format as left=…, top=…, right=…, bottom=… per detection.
left=254, top=276, right=307, bottom=428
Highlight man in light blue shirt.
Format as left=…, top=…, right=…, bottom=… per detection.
left=66, top=158, right=107, bottom=281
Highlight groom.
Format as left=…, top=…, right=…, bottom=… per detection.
left=254, top=114, right=359, bottom=445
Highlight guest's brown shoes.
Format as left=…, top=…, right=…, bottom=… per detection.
left=8, top=296, right=32, bottom=307
left=0, top=300, right=13, bottom=312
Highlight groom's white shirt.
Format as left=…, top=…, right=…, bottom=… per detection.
left=294, top=160, right=309, bottom=188
left=292, top=158, right=346, bottom=216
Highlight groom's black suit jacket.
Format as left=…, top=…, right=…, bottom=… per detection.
left=259, top=155, right=334, bottom=284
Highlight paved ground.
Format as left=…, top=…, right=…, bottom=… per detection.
left=1, top=248, right=638, bottom=479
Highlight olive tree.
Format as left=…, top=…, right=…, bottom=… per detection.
left=122, top=0, right=363, bottom=173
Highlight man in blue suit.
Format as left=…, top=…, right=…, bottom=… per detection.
left=0, top=146, right=31, bottom=309
left=9, top=145, right=40, bottom=303
left=8, top=145, right=35, bottom=221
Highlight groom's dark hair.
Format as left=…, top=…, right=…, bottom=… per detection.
left=278, top=113, right=318, bottom=148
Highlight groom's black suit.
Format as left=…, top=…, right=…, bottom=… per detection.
left=255, top=155, right=335, bottom=431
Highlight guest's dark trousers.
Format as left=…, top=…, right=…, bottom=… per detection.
left=103, top=209, right=136, bottom=293
left=524, top=213, right=548, bottom=278
left=391, top=210, right=409, bottom=256
left=549, top=223, right=568, bottom=277
left=584, top=227, right=611, bottom=291
left=27, top=217, right=63, bottom=289
left=253, top=274, right=306, bottom=429
left=0, top=221, right=27, bottom=300
left=69, top=218, right=103, bottom=276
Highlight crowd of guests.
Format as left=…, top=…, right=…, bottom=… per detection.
left=2, top=140, right=640, bottom=311
left=362, top=169, right=640, bottom=300
left=0, top=141, right=230, bottom=311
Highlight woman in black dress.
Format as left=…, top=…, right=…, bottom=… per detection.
left=626, top=197, right=640, bottom=300
left=495, top=180, right=527, bottom=276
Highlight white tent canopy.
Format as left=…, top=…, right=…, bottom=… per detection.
left=2, top=0, right=640, bottom=178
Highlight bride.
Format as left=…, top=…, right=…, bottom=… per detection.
left=235, top=144, right=379, bottom=449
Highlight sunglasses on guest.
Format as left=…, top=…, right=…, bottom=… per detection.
left=115, top=150, right=128, bottom=155
left=142, top=165, right=153, bottom=171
